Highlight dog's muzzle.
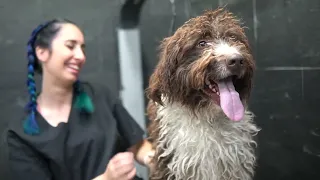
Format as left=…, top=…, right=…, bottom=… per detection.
left=225, top=54, right=245, bottom=77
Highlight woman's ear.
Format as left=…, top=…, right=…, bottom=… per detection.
left=35, top=47, right=49, bottom=63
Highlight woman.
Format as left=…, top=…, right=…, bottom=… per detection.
left=6, top=19, right=154, bottom=180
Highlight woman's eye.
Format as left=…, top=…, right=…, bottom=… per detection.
left=66, top=44, right=75, bottom=50
left=198, top=41, right=207, bottom=47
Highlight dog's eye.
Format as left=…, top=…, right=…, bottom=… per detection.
left=229, top=35, right=237, bottom=41
left=198, top=41, right=207, bottom=47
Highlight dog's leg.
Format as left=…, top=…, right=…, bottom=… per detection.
left=146, top=100, right=159, bottom=150
left=146, top=101, right=176, bottom=180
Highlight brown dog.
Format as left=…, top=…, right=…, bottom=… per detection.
left=146, top=8, right=260, bottom=180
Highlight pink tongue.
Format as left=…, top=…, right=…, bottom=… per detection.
left=217, top=78, right=244, bottom=121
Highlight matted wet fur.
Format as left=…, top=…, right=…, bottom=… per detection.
left=146, top=8, right=260, bottom=180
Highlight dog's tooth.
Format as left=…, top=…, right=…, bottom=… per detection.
left=209, top=84, right=213, bottom=89
left=212, top=88, right=216, bottom=93
left=205, top=79, right=210, bottom=85
left=217, top=91, right=220, bottom=95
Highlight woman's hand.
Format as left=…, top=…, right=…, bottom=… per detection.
left=104, top=152, right=136, bottom=180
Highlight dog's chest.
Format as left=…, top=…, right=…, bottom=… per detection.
left=155, top=103, right=259, bottom=180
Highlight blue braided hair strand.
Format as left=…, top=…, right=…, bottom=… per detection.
left=24, top=22, right=51, bottom=135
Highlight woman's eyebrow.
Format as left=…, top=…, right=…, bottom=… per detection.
left=65, top=39, right=85, bottom=48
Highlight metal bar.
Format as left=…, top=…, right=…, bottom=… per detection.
left=117, top=0, right=147, bottom=179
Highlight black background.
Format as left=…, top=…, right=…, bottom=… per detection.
left=0, top=0, right=319, bottom=179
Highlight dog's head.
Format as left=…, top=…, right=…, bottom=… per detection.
left=147, top=8, right=255, bottom=121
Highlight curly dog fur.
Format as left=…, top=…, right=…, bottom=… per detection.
left=146, top=8, right=260, bottom=180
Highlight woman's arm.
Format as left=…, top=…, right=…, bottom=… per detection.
left=111, top=98, right=155, bottom=170
left=101, top=84, right=156, bottom=171
left=6, top=130, right=52, bottom=180
left=92, top=174, right=107, bottom=180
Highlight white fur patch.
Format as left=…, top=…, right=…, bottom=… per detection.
left=155, top=100, right=260, bottom=180
left=214, top=41, right=241, bottom=58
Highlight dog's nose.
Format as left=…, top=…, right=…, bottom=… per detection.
left=226, top=56, right=244, bottom=74
left=227, top=57, right=243, bottom=67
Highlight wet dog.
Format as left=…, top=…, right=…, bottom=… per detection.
left=146, top=8, right=260, bottom=180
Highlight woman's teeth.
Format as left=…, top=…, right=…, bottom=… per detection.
left=68, top=65, right=79, bottom=70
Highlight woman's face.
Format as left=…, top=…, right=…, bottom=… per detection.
left=38, top=23, right=86, bottom=84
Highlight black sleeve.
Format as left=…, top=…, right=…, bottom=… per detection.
left=112, top=99, right=145, bottom=149
left=6, top=130, right=52, bottom=180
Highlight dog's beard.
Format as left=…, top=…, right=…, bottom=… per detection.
left=154, top=104, right=259, bottom=180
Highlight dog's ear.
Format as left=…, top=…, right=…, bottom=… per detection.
left=243, top=69, right=254, bottom=99
left=146, top=37, right=182, bottom=105
left=237, top=60, right=255, bottom=107
left=237, top=36, right=255, bottom=105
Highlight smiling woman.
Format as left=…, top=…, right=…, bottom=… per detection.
left=6, top=19, right=154, bottom=180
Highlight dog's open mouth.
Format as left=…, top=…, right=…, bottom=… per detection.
left=203, top=76, right=244, bottom=121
